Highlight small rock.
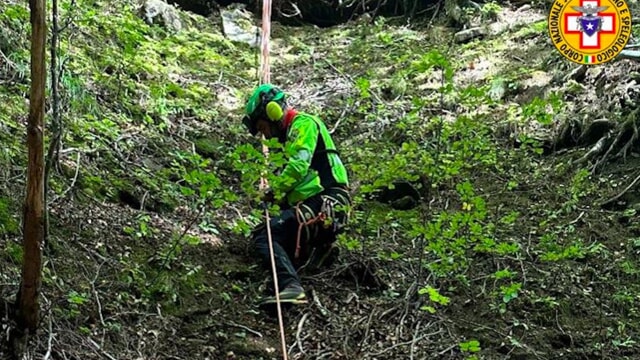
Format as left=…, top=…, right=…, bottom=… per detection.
left=454, top=27, right=487, bottom=43
left=221, top=5, right=261, bottom=47
left=488, top=77, right=506, bottom=101
left=517, top=4, right=531, bottom=12
left=523, top=70, right=553, bottom=89
left=138, top=0, right=182, bottom=32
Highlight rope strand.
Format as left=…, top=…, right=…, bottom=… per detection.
left=260, top=0, right=271, bottom=84
left=294, top=204, right=326, bottom=261
left=257, top=1, right=288, bottom=359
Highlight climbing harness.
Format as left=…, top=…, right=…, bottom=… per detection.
left=255, top=1, right=288, bottom=360
left=293, top=189, right=351, bottom=263
left=294, top=204, right=326, bottom=262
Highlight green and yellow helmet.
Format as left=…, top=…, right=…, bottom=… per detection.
left=242, top=84, right=286, bottom=135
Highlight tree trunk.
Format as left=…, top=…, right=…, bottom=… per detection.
left=17, top=0, right=46, bottom=334
left=45, top=0, right=62, bottom=249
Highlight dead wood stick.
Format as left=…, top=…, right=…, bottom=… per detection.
left=87, top=338, right=117, bottom=360
left=295, top=313, right=309, bottom=355
left=437, top=343, right=457, bottom=356
left=369, top=329, right=441, bottom=357
left=43, top=308, right=53, bottom=360
left=227, top=322, right=263, bottom=338
left=329, top=107, right=349, bottom=134
left=313, top=294, right=330, bottom=318
left=409, top=320, right=422, bottom=360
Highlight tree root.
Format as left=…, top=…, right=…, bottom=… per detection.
left=592, top=112, right=639, bottom=173
left=616, top=118, right=639, bottom=159
left=577, top=119, right=615, bottom=146
left=600, top=170, right=640, bottom=209
left=571, top=133, right=609, bottom=166
left=554, top=118, right=614, bottom=155
left=562, top=110, right=640, bottom=172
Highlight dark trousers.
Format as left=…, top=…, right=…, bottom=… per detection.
left=253, top=187, right=349, bottom=291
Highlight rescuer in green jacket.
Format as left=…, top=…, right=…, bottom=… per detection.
left=242, top=83, right=351, bottom=305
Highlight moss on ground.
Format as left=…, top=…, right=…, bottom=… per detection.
left=2, top=0, right=640, bottom=359
left=0, top=197, right=19, bottom=237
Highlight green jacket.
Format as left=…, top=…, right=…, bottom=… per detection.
left=272, top=112, right=349, bottom=205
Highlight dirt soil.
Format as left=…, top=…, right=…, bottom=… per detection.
left=3, top=2, right=640, bottom=360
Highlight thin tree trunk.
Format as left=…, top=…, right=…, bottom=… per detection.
left=45, top=0, right=62, bottom=248
left=410, top=0, right=419, bottom=18
left=17, top=0, right=47, bottom=333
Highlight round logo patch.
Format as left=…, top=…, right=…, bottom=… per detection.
left=548, top=0, right=632, bottom=65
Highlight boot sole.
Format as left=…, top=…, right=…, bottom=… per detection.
left=259, top=297, right=308, bottom=306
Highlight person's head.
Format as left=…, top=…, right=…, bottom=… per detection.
left=242, top=84, right=289, bottom=140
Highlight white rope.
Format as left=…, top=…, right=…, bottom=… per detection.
left=258, top=1, right=288, bottom=359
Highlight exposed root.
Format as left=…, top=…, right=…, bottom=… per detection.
left=572, top=133, right=609, bottom=166
left=601, top=122, right=630, bottom=162
left=294, top=312, right=309, bottom=355
left=560, top=110, right=640, bottom=171
left=616, top=117, right=639, bottom=160
left=554, top=118, right=582, bottom=150
left=593, top=115, right=639, bottom=173
left=600, top=171, right=640, bottom=209
left=553, top=118, right=614, bottom=155
left=577, top=119, right=615, bottom=146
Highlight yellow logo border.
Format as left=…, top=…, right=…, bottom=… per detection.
left=548, top=0, right=632, bottom=65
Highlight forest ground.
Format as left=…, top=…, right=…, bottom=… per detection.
left=2, top=0, right=640, bottom=359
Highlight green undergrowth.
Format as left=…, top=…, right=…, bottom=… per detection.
left=1, top=0, right=259, bottom=212
left=2, top=0, right=640, bottom=358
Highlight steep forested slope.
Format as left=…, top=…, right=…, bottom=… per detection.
left=3, top=0, right=640, bottom=359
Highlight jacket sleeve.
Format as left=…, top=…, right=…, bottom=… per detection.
left=272, top=116, right=319, bottom=197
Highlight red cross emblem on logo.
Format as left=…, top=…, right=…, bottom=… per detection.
left=564, top=0, right=616, bottom=49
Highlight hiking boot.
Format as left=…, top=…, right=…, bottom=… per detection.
left=260, top=283, right=307, bottom=305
